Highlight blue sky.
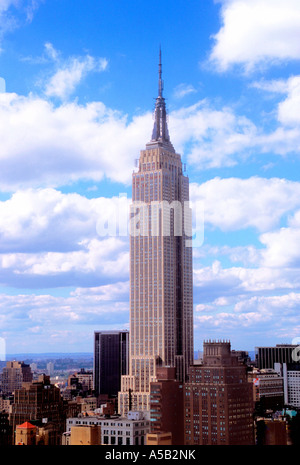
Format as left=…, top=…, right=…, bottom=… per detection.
left=0, top=0, right=300, bottom=355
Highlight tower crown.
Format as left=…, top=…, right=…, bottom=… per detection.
left=147, top=48, right=175, bottom=152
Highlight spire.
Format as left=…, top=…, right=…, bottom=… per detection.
left=158, top=46, right=163, bottom=98
left=147, top=48, right=174, bottom=152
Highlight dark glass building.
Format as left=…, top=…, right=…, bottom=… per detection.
left=255, top=345, right=298, bottom=370
left=94, top=330, right=129, bottom=397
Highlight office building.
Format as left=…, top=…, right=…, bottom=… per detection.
left=256, top=418, right=288, bottom=445
left=184, top=341, right=254, bottom=445
left=0, top=361, right=32, bottom=395
left=66, top=410, right=150, bottom=446
left=249, top=368, right=284, bottom=411
left=68, top=368, right=93, bottom=396
left=94, top=330, right=129, bottom=398
left=255, top=345, right=298, bottom=370
left=149, top=366, right=184, bottom=445
left=119, top=50, right=193, bottom=416
left=275, top=362, right=300, bottom=408
left=10, top=374, right=65, bottom=443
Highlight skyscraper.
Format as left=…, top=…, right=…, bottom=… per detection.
left=119, top=51, right=193, bottom=415
left=94, top=330, right=129, bottom=398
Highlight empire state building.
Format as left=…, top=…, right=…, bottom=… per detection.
left=119, top=52, right=193, bottom=415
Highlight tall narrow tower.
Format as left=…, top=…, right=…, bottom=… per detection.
left=119, top=51, right=193, bottom=415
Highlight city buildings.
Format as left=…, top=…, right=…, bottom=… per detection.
left=94, top=330, right=129, bottom=398
left=118, top=50, right=193, bottom=416
left=10, top=374, right=65, bottom=444
left=1, top=54, right=299, bottom=448
left=184, top=341, right=254, bottom=445
left=67, top=368, right=94, bottom=396
left=255, top=344, right=300, bottom=411
left=275, top=363, right=300, bottom=409
left=249, top=368, right=284, bottom=412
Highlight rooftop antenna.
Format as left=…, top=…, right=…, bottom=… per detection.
left=158, top=46, right=163, bottom=98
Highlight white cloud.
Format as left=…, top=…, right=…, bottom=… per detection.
left=173, top=83, right=197, bottom=99
left=190, top=177, right=300, bottom=232
left=193, top=260, right=297, bottom=297
left=0, top=286, right=130, bottom=352
left=277, top=76, right=300, bottom=126
left=260, top=220, right=300, bottom=268
left=0, top=92, right=151, bottom=190
left=44, top=42, right=59, bottom=62
left=44, top=53, right=108, bottom=100
left=169, top=101, right=257, bottom=169
left=252, top=75, right=300, bottom=127
left=210, top=0, right=300, bottom=72
left=0, top=188, right=132, bottom=287
left=0, top=0, right=42, bottom=51
left=0, top=87, right=300, bottom=192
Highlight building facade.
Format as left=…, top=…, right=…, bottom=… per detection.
left=275, top=362, right=300, bottom=408
left=10, top=374, right=65, bottom=443
left=184, top=341, right=254, bottom=445
left=118, top=51, right=193, bottom=416
left=0, top=361, right=32, bottom=395
left=255, top=345, right=298, bottom=370
left=66, top=410, right=150, bottom=446
left=249, top=368, right=284, bottom=412
left=68, top=368, right=93, bottom=396
left=149, top=366, right=184, bottom=445
left=94, top=330, right=129, bottom=398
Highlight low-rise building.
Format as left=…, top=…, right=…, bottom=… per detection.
left=146, top=432, right=172, bottom=445
left=70, top=425, right=101, bottom=445
left=256, top=417, right=288, bottom=445
left=66, top=410, right=150, bottom=445
left=249, top=368, right=284, bottom=411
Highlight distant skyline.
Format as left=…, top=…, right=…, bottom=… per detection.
left=0, top=0, right=300, bottom=354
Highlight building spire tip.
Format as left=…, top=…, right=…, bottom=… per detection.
left=158, top=47, right=163, bottom=97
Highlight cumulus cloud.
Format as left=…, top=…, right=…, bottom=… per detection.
left=0, top=285, right=130, bottom=352
left=190, top=174, right=300, bottom=347
left=277, top=76, right=300, bottom=126
left=260, top=220, right=300, bottom=268
left=0, top=87, right=300, bottom=192
left=209, top=0, right=300, bottom=72
left=252, top=75, right=300, bottom=127
left=44, top=53, right=108, bottom=100
left=190, top=177, right=300, bottom=232
left=169, top=100, right=257, bottom=168
left=0, top=188, right=132, bottom=288
left=0, top=92, right=151, bottom=190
